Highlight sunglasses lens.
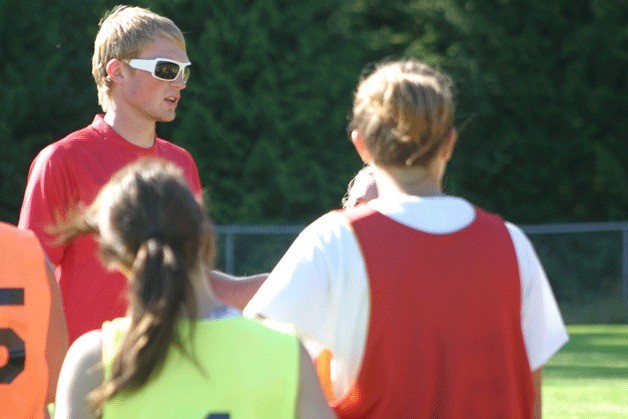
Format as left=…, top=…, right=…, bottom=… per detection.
left=154, top=61, right=181, bottom=80
left=182, top=66, right=190, bottom=82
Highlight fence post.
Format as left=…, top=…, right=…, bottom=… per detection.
left=217, top=222, right=628, bottom=299
left=225, top=233, right=235, bottom=275
left=623, top=228, right=627, bottom=303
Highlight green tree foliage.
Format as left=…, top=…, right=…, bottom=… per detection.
left=166, top=0, right=366, bottom=223
left=339, top=0, right=627, bottom=223
left=0, top=0, right=103, bottom=223
left=449, top=0, right=627, bottom=223
left=0, top=0, right=625, bottom=226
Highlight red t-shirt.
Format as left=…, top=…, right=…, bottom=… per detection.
left=18, top=115, right=202, bottom=343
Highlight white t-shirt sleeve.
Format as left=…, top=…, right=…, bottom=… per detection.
left=507, top=223, right=569, bottom=370
left=245, top=212, right=354, bottom=346
left=244, top=212, right=370, bottom=398
left=244, top=213, right=336, bottom=345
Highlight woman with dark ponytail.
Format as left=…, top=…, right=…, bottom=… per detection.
left=53, top=158, right=334, bottom=419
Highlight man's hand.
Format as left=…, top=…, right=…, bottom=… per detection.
left=209, top=270, right=268, bottom=310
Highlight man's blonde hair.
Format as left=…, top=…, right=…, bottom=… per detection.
left=92, top=5, right=186, bottom=112
left=349, top=59, right=455, bottom=167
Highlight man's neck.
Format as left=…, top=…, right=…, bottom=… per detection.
left=103, top=111, right=156, bottom=148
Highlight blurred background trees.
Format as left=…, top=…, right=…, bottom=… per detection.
left=1, top=0, right=626, bottom=225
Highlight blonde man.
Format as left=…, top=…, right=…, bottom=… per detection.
left=19, top=5, right=203, bottom=344
left=246, top=59, right=568, bottom=418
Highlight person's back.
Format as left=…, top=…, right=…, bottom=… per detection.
left=337, top=203, right=534, bottom=417
left=245, top=59, right=568, bottom=418
left=0, top=222, right=68, bottom=418
left=100, top=314, right=298, bottom=418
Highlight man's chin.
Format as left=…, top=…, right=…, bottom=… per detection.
left=157, top=113, right=176, bottom=123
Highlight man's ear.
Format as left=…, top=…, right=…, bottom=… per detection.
left=105, top=58, right=126, bottom=83
left=351, top=130, right=373, bottom=164
left=440, top=128, right=458, bottom=162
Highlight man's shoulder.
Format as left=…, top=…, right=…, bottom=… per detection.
left=44, top=123, right=100, bottom=154
left=154, top=137, right=195, bottom=162
left=155, top=137, right=192, bottom=154
left=30, top=123, right=100, bottom=169
left=59, top=123, right=101, bottom=145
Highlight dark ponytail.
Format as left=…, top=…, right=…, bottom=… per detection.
left=90, top=236, right=197, bottom=409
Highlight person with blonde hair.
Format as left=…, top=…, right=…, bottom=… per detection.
left=53, top=158, right=334, bottom=419
left=246, top=58, right=568, bottom=418
left=19, top=5, right=263, bottom=345
left=18, top=5, right=200, bottom=345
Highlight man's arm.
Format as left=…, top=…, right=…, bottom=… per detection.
left=44, top=258, right=68, bottom=403
left=18, top=148, right=71, bottom=265
left=209, top=270, right=268, bottom=310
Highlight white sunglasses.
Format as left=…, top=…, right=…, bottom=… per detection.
left=124, top=58, right=191, bottom=82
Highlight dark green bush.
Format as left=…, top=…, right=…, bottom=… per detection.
left=1, top=0, right=624, bottom=322
left=1, top=0, right=625, bottom=225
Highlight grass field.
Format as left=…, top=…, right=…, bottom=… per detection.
left=543, top=324, right=628, bottom=418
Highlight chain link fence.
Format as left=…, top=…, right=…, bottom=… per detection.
left=214, top=222, right=628, bottom=324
